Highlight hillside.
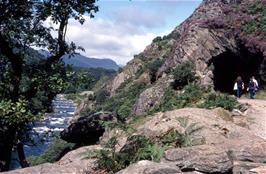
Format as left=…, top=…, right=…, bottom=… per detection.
left=6, top=0, right=266, bottom=173
left=101, top=0, right=266, bottom=116
left=62, top=54, right=119, bottom=70
left=38, top=49, right=120, bottom=70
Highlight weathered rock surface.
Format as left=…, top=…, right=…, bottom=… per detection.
left=114, top=107, right=266, bottom=174
left=164, top=145, right=233, bottom=173
left=233, top=161, right=266, bottom=174
left=133, top=76, right=173, bottom=115
left=250, top=165, right=266, bottom=174
left=107, top=59, right=143, bottom=96
left=4, top=146, right=101, bottom=174
left=116, top=160, right=181, bottom=174
left=61, top=112, right=116, bottom=144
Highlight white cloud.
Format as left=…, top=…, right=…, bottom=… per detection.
left=65, top=17, right=169, bottom=65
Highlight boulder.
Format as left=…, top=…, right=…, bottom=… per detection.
left=116, top=160, right=181, bottom=174
left=232, top=161, right=265, bottom=174
left=164, top=145, right=233, bottom=173
left=61, top=112, right=116, bottom=144
left=250, top=165, right=266, bottom=174
left=133, top=76, right=173, bottom=116
left=3, top=146, right=101, bottom=174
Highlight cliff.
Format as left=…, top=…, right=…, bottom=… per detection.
left=105, top=0, right=266, bottom=115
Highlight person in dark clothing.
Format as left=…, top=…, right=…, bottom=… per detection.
left=247, top=77, right=257, bottom=99
left=233, top=76, right=244, bottom=98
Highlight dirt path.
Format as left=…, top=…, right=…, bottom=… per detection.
left=238, top=99, right=266, bottom=140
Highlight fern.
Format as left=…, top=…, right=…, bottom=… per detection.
left=176, top=117, right=204, bottom=147
left=95, top=135, right=165, bottom=173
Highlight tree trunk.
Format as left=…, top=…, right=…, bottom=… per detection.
left=17, top=142, right=29, bottom=168
left=0, top=126, right=15, bottom=172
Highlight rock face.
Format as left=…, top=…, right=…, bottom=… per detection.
left=107, top=59, right=143, bottom=96
left=116, top=160, right=181, bottom=174
left=3, top=146, right=101, bottom=174
left=164, top=145, right=233, bottom=173
left=104, top=0, right=266, bottom=115
left=60, top=112, right=116, bottom=144
left=7, top=103, right=266, bottom=174
left=113, top=107, right=266, bottom=174
left=133, top=76, right=173, bottom=115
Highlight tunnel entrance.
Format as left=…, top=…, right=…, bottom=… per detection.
left=210, top=47, right=263, bottom=94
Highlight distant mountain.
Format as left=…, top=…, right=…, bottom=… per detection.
left=62, top=54, right=119, bottom=70
left=38, top=49, right=119, bottom=70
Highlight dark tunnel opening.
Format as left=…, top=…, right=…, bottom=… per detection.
left=210, top=47, right=264, bottom=94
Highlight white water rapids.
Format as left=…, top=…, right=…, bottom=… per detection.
left=10, top=94, right=76, bottom=169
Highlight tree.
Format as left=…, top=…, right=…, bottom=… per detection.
left=0, top=0, right=98, bottom=171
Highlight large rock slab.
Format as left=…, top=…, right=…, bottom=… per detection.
left=164, top=145, right=233, bottom=173
left=3, top=146, right=101, bottom=174
left=116, top=160, right=181, bottom=174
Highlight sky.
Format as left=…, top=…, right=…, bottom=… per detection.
left=65, top=0, right=202, bottom=65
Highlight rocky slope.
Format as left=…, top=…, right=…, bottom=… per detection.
left=104, top=0, right=266, bottom=116
left=5, top=0, right=266, bottom=173
left=6, top=101, right=266, bottom=174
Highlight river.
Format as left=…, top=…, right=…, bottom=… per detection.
left=10, top=94, right=76, bottom=169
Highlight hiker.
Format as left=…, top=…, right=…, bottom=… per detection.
left=247, top=77, right=258, bottom=99
left=233, top=76, right=244, bottom=98
left=252, top=76, right=259, bottom=90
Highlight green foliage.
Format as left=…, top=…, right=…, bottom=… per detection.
left=65, top=68, right=116, bottom=94
left=160, top=118, right=205, bottom=148
left=80, top=108, right=98, bottom=117
left=104, top=136, right=118, bottom=149
left=101, top=82, right=146, bottom=120
left=95, top=89, right=110, bottom=105
left=175, top=117, right=205, bottom=147
left=0, top=99, right=40, bottom=127
left=152, top=83, right=203, bottom=113
left=172, top=61, right=197, bottom=89
left=152, top=36, right=162, bottom=43
left=95, top=135, right=165, bottom=173
left=27, top=138, right=75, bottom=166
left=64, top=93, right=87, bottom=105
left=99, top=120, right=135, bottom=134
left=243, top=1, right=266, bottom=36
left=200, top=92, right=237, bottom=111
left=161, top=129, right=178, bottom=147
left=146, top=59, right=164, bottom=83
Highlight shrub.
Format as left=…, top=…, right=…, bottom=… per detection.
left=179, top=83, right=204, bottom=104
left=146, top=59, right=164, bottom=83
left=80, top=108, right=98, bottom=117
left=64, top=93, right=86, bottom=105
left=161, top=129, right=178, bottom=147
left=151, top=88, right=182, bottom=113
left=172, top=60, right=197, bottom=89
left=152, top=36, right=162, bottom=43
left=99, top=120, right=135, bottom=135
left=151, top=83, right=204, bottom=113
left=102, top=82, right=146, bottom=120
left=160, top=117, right=205, bottom=148
left=200, top=92, right=237, bottom=111
left=95, top=89, right=110, bottom=105
left=176, top=117, right=205, bottom=147
left=27, top=138, right=75, bottom=166
left=96, top=135, right=165, bottom=173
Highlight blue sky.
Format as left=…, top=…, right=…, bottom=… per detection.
left=66, top=0, right=202, bottom=65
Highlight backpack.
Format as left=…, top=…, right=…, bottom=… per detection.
left=249, top=80, right=255, bottom=90
left=237, top=81, right=243, bottom=89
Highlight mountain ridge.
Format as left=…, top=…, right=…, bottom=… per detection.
left=38, top=49, right=120, bottom=70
